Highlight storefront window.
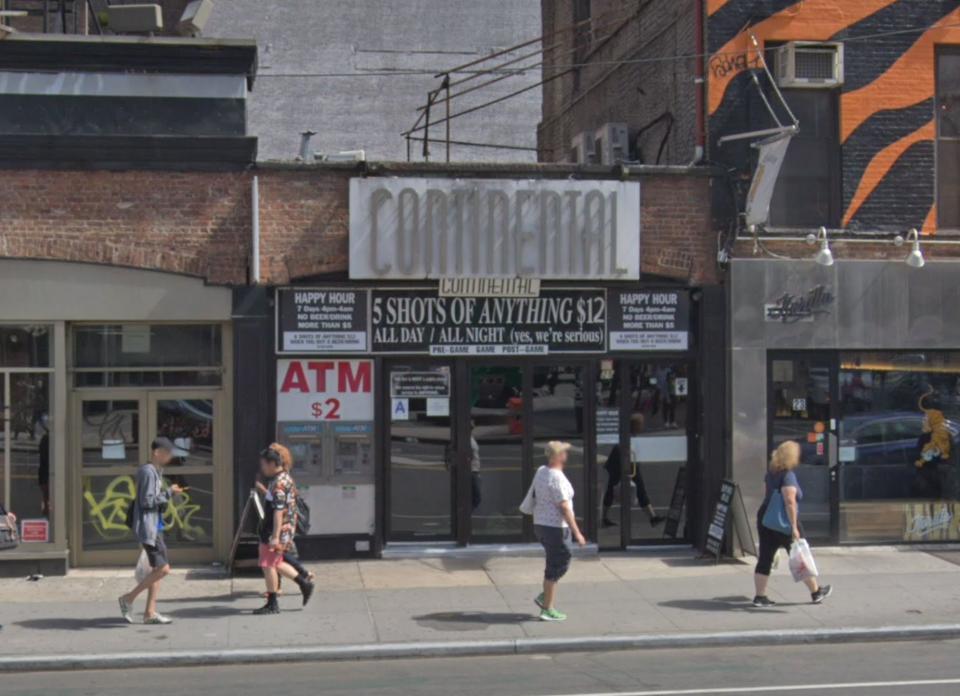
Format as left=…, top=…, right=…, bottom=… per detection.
left=1, top=325, right=54, bottom=544
left=839, top=352, right=960, bottom=542
left=72, top=324, right=222, bottom=387
left=0, top=326, right=50, bottom=367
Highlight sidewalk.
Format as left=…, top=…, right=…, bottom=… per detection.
left=2, top=547, right=960, bottom=670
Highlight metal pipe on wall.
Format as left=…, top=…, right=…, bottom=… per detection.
left=251, top=175, right=260, bottom=284
left=694, top=0, right=706, bottom=162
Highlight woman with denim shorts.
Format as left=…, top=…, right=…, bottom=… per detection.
left=531, top=441, right=586, bottom=622
left=253, top=444, right=315, bottom=615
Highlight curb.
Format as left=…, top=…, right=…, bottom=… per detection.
left=2, top=624, right=959, bottom=673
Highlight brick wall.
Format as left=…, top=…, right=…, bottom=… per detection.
left=0, top=165, right=718, bottom=286
left=0, top=170, right=252, bottom=284
left=708, top=0, right=960, bottom=233
left=641, top=174, right=716, bottom=284
left=539, top=0, right=700, bottom=165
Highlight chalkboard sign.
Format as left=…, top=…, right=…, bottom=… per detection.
left=663, top=466, right=686, bottom=539
left=704, top=479, right=755, bottom=561
left=705, top=480, right=736, bottom=558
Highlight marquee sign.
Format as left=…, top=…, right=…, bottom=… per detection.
left=276, top=287, right=690, bottom=355
left=348, top=177, right=641, bottom=280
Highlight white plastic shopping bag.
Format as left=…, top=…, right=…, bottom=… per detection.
left=134, top=549, right=151, bottom=584
left=788, top=538, right=819, bottom=583
left=518, top=484, right=535, bottom=516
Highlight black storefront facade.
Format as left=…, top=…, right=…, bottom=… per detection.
left=233, top=172, right=726, bottom=559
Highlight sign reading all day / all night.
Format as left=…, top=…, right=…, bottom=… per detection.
left=608, top=289, right=690, bottom=351
left=370, top=288, right=607, bottom=355
left=276, top=287, right=693, bottom=355
left=277, top=288, right=368, bottom=354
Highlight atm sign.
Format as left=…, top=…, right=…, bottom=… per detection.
left=277, top=359, right=374, bottom=422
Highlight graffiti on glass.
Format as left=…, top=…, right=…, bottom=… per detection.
left=83, top=475, right=207, bottom=541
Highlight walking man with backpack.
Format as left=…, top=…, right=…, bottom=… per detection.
left=118, top=437, right=183, bottom=625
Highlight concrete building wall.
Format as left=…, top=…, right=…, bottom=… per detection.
left=205, top=0, right=542, bottom=163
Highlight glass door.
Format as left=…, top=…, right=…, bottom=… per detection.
left=531, top=363, right=588, bottom=532
left=467, top=364, right=525, bottom=542
left=385, top=362, right=457, bottom=541
left=148, top=392, right=218, bottom=554
left=768, top=353, right=838, bottom=542
left=73, top=390, right=220, bottom=565
left=596, top=360, right=693, bottom=548
left=75, top=393, right=145, bottom=561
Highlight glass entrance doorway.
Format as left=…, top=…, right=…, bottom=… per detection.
left=73, top=391, right=221, bottom=565
left=386, top=363, right=456, bottom=540
left=385, top=360, right=589, bottom=544
left=468, top=364, right=524, bottom=541
left=768, top=353, right=837, bottom=542
left=596, top=360, right=693, bottom=548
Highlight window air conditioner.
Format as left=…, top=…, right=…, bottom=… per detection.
left=775, top=41, right=844, bottom=88
left=569, top=131, right=597, bottom=164
left=594, top=122, right=629, bottom=165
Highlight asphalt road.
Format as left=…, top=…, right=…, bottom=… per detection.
left=3, top=640, right=960, bottom=696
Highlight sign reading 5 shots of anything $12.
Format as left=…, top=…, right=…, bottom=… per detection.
left=348, top=178, right=641, bottom=280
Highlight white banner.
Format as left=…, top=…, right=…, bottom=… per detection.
left=349, top=177, right=640, bottom=280
left=277, top=359, right=374, bottom=422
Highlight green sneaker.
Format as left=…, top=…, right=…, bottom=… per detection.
left=534, top=593, right=545, bottom=609
left=539, top=607, right=567, bottom=622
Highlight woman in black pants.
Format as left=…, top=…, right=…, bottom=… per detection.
left=601, top=414, right=664, bottom=527
left=753, top=440, right=832, bottom=607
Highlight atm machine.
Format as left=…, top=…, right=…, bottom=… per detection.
left=277, top=420, right=375, bottom=535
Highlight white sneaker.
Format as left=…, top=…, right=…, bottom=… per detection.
left=144, top=613, right=173, bottom=625
left=118, top=596, right=133, bottom=624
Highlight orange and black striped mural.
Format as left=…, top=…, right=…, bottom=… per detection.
left=708, top=0, right=960, bottom=232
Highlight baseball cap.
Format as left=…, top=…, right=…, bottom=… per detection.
left=544, top=440, right=572, bottom=459
left=171, top=437, right=192, bottom=457
left=151, top=436, right=175, bottom=453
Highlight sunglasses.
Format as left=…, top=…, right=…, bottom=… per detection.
left=260, top=448, right=282, bottom=465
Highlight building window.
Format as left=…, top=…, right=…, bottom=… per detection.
left=72, top=324, right=222, bottom=387
left=768, top=89, right=842, bottom=228
left=936, top=48, right=960, bottom=230
left=838, top=352, right=960, bottom=543
left=0, top=324, right=54, bottom=543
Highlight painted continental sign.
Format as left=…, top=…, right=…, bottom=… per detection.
left=348, top=178, right=641, bottom=280
left=708, top=0, right=960, bottom=232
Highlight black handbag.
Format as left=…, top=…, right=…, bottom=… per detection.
left=295, top=491, right=311, bottom=536
left=0, top=513, right=19, bottom=551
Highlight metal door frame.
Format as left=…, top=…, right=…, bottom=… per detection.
left=766, top=350, right=840, bottom=544
left=609, top=356, right=699, bottom=548
left=70, top=388, right=225, bottom=566
left=381, top=358, right=458, bottom=543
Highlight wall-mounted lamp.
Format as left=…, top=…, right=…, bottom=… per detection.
left=808, top=226, right=834, bottom=266
left=905, top=228, right=925, bottom=268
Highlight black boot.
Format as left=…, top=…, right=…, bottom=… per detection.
left=253, top=592, right=280, bottom=615
left=296, top=576, right=315, bottom=607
